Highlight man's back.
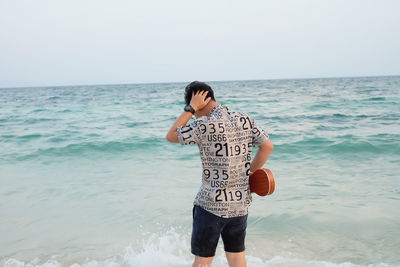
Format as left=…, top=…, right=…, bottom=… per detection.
left=177, top=104, right=269, bottom=218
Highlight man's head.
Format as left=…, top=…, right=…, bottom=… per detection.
left=184, top=81, right=216, bottom=106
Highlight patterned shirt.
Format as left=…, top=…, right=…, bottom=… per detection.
left=176, top=104, right=270, bottom=218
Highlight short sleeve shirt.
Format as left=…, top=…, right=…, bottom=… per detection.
left=176, top=104, right=270, bottom=218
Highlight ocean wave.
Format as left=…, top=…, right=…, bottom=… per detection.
left=12, top=138, right=166, bottom=161
left=3, top=256, right=396, bottom=267
left=46, top=96, right=61, bottom=101
left=3, top=133, right=399, bottom=162
left=275, top=135, right=400, bottom=156
left=265, top=113, right=385, bottom=122
left=23, top=118, right=62, bottom=124
left=1, top=229, right=397, bottom=267
left=30, top=108, right=48, bottom=113
left=121, top=121, right=152, bottom=128
left=0, top=134, right=48, bottom=142
left=367, top=97, right=386, bottom=101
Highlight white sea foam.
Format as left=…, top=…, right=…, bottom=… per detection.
left=1, top=229, right=398, bottom=267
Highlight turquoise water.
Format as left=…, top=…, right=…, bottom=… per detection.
left=0, top=76, right=399, bottom=267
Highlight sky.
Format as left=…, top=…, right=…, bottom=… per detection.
left=0, top=0, right=399, bottom=88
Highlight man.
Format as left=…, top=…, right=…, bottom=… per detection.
left=166, top=81, right=274, bottom=267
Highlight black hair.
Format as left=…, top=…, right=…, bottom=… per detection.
left=184, top=81, right=216, bottom=105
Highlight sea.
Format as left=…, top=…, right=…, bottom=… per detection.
left=0, top=76, right=399, bottom=267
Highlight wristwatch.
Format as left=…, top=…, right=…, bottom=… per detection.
left=184, top=104, right=196, bottom=114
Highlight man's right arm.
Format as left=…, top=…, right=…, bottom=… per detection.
left=249, top=139, right=274, bottom=173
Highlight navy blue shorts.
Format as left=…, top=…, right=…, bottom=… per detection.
left=191, top=205, right=248, bottom=257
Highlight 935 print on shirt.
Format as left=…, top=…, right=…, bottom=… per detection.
left=177, top=104, right=269, bottom=218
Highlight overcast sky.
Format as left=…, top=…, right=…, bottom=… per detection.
left=0, top=0, right=399, bottom=88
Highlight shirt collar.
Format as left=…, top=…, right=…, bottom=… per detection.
left=208, top=104, right=228, bottom=117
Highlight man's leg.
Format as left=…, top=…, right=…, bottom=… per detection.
left=225, top=251, right=247, bottom=267
left=192, top=255, right=214, bottom=267
left=221, top=214, right=248, bottom=267
left=191, top=206, right=221, bottom=266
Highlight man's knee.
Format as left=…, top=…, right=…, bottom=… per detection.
left=192, top=255, right=213, bottom=267
left=225, top=251, right=247, bottom=267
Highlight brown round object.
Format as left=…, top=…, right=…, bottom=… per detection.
left=249, top=168, right=275, bottom=196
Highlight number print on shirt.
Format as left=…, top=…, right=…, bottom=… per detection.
left=240, top=116, right=253, bottom=130
left=214, top=143, right=250, bottom=157
left=208, top=122, right=226, bottom=135
left=180, top=126, right=193, bottom=142
left=245, top=162, right=251, bottom=176
left=199, top=124, right=207, bottom=134
left=203, top=168, right=229, bottom=180
left=252, top=126, right=261, bottom=137
left=218, top=122, right=225, bottom=133
left=215, top=189, right=243, bottom=201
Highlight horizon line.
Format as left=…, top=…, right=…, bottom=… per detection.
left=1, top=74, right=399, bottom=90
